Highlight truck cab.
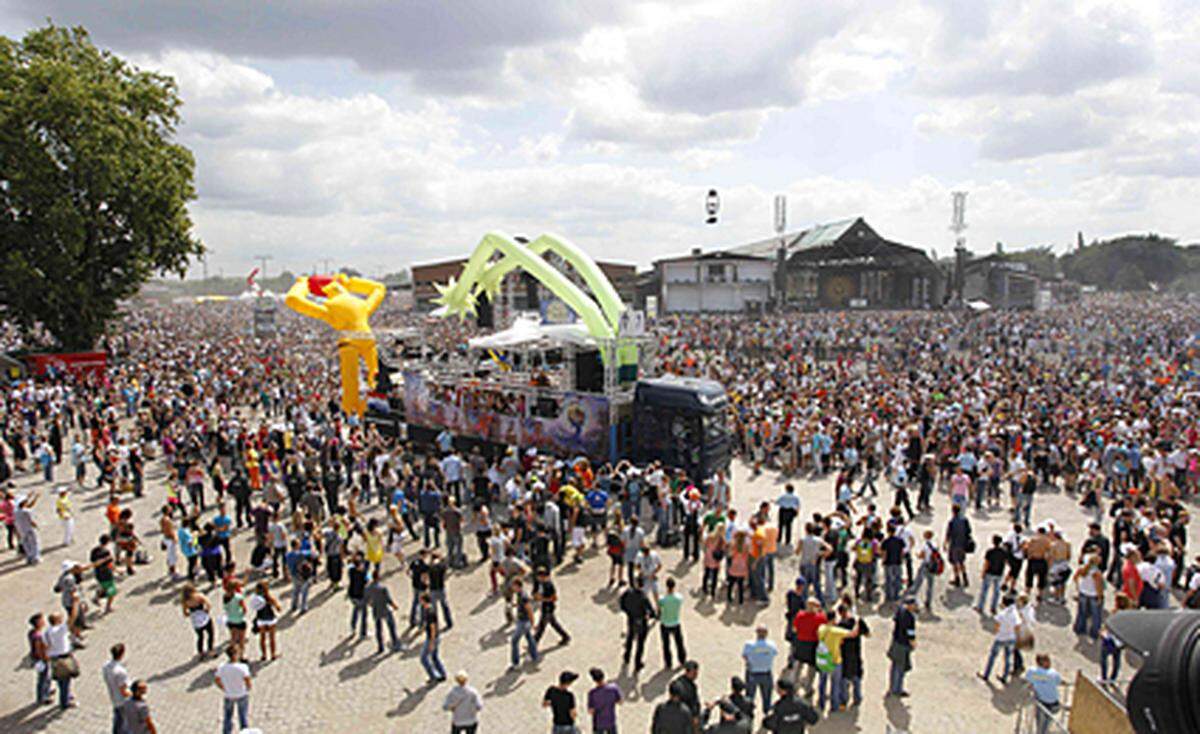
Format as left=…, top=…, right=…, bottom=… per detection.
left=633, top=375, right=731, bottom=481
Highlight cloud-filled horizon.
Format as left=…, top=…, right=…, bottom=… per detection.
left=4, top=0, right=1199, bottom=278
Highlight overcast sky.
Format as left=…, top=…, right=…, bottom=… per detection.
left=4, top=0, right=1198, bottom=278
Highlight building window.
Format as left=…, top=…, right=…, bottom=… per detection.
left=706, top=264, right=726, bottom=283
left=791, top=269, right=818, bottom=300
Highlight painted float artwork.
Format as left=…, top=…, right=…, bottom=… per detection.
left=403, top=371, right=609, bottom=458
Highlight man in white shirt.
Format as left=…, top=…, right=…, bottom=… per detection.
left=979, top=597, right=1022, bottom=682
left=102, top=643, right=131, bottom=734
left=215, top=646, right=252, bottom=734
left=45, top=613, right=75, bottom=709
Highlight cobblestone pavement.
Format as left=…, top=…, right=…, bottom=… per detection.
left=1, top=458, right=1194, bottom=734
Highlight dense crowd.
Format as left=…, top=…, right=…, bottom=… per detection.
left=3, top=294, right=1200, bottom=734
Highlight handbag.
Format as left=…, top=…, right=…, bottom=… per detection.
left=51, top=654, right=80, bottom=680
left=1015, top=628, right=1035, bottom=651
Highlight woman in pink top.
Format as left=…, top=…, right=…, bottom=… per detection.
left=950, top=468, right=970, bottom=507
left=726, top=531, right=750, bottom=605
left=702, top=529, right=725, bottom=598
left=0, top=490, right=14, bottom=550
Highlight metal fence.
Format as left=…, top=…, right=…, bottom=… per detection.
left=1012, top=682, right=1073, bottom=734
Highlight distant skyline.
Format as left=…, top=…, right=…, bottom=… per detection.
left=4, top=1, right=1200, bottom=278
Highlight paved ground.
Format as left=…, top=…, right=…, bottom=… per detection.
left=1, top=456, right=1192, bottom=734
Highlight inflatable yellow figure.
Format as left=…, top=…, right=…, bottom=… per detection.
left=285, top=274, right=385, bottom=416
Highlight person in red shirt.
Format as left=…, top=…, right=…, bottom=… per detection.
left=792, top=598, right=828, bottom=694
left=1121, top=548, right=1144, bottom=602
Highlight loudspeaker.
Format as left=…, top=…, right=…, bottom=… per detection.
left=476, top=293, right=493, bottom=329
left=575, top=349, right=603, bottom=392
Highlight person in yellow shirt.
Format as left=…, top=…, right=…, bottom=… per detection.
left=816, top=608, right=861, bottom=712
left=760, top=520, right=780, bottom=593
left=55, top=487, right=74, bottom=546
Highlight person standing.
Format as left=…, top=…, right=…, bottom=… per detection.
left=347, top=552, right=369, bottom=639
left=815, top=609, right=859, bottom=713
left=881, top=524, right=905, bottom=603
left=658, top=577, right=687, bottom=669
left=763, top=678, right=820, bottom=733
left=214, top=645, right=252, bottom=734
left=46, top=612, right=76, bottom=709
left=14, top=492, right=40, bottom=564
left=1072, top=552, right=1105, bottom=641
left=619, top=576, right=655, bottom=670
left=418, top=592, right=448, bottom=682
left=443, top=670, right=483, bottom=734
left=976, top=535, right=1008, bottom=615
left=742, top=625, right=778, bottom=718
left=790, top=599, right=827, bottom=695
left=101, top=643, right=131, bottom=734
left=510, top=577, right=540, bottom=669
left=652, top=681, right=695, bottom=734
left=886, top=597, right=917, bottom=697
left=775, top=485, right=800, bottom=547
left=909, top=530, right=938, bottom=610
left=944, top=505, right=972, bottom=589
left=56, top=487, right=74, bottom=547
left=542, top=670, right=580, bottom=734
left=586, top=667, right=622, bottom=734
left=121, top=680, right=157, bottom=734
left=670, top=661, right=703, bottom=731
left=365, top=575, right=400, bottom=654
left=29, top=613, right=51, bottom=705
left=1023, top=654, right=1063, bottom=734
left=534, top=567, right=571, bottom=646
left=837, top=605, right=869, bottom=707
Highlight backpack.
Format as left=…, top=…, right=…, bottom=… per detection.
left=815, top=640, right=835, bottom=672
left=927, top=547, right=945, bottom=576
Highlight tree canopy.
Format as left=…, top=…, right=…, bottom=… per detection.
left=1060, top=234, right=1186, bottom=291
left=0, top=24, right=202, bottom=350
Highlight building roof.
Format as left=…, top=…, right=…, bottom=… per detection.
left=793, top=218, right=861, bottom=250
left=655, top=250, right=771, bottom=265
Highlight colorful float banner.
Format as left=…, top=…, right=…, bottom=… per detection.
left=403, top=371, right=608, bottom=458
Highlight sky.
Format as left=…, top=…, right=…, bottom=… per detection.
left=4, top=0, right=1200, bottom=278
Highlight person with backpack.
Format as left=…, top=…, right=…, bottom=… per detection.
left=908, top=530, right=941, bottom=610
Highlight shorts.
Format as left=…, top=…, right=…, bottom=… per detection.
left=98, top=579, right=117, bottom=598
left=589, top=512, right=607, bottom=530
left=949, top=547, right=966, bottom=564
left=227, top=621, right=247, bottom=631
left=795, top=640, right=817, bottom=665
left=1026, top=558, right=1049, bottom=590
left=609, top=554, right=622, bottom=567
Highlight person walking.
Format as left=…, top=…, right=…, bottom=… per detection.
left=534, top=567, right=571, bottom=646
left=1072, top=551, right=1105, bottom=641
left=214, top=645, right=252, bottom=734
left=56, top=487, right=74, bottom=547
left=510, top=577, right=540, bottom=669
left=250, top=581, right=281, bottom=661
left=101, top=643, right=132, bottom=734
left=619, top=576, right=656, bottom=670
left=443, top=670, right=483, bottom=734
left=775, top=485, right=800, bottom=547
left=46, top=612, right=77, bottom=709
left=347, top=552, right=369, bottom=639
left=815, top=607, right=859, bottom=713
left=658, top=577, right=687, bottom=669
left=741, top=625, right=778, bottom=718
left=886, top=597, right=917, bottom=697
left=1023, top=654, right=1064, bottom=734
left=542, top=670, right=580, bottom=734
left=418, top=592, right=448, bottom=682
left=586, top=667, right=622, bottom=734
left=365, top=575, right=400, bottom=654
left=14, top=492, right=40, bottom=564
left=977, top=595, right=1021, bottom=683
left=909, top=530, right=939, bottom=610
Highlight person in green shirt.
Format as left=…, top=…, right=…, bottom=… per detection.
left=702, top=508, right=726, bottom=534
left=659, top=577, right=687, bottom=669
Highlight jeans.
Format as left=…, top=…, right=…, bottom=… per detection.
left=843, top=673, right=862, bottom=705
left=222, top=695, right=249, bottom=734
left=884, top=564, right=903, bottom=602
left=818, top=664, right=845, bottom=709
left=800, top=563, right=820, bottom=601
left=350, top=598, right=367, bottom=637
left=1015, top=494, right=1033, bottom=526
left=976, top=573, right=1003, bottom=614
left=1073, top=594, right=1102, bottom=640
left=375, top=610, right=399, bottom=651
left=431, top=589, right=453, bottom=627
left=291, top=579, right=311, bottom=612
left=421, top=636, right=447, bottom=679
left=909, top=566, right=935, bottom=608
left=552, top=725, right=579, bottom=734
left=982, top=638, right=1015, bottom=679
left=113, top=705, right=127, bottom=734
left=423, top=515, right=440, bottom=548
left=56, top=675, right=71, bottom=708
left=822, top=561, right=837, bottom=606
left=888, top=644, right=910, bottom=694
left=749, top=562, right=767, bottom=601
left=36, top=663, right=51, bottom=703
left=746, top=670, right=773, bottom=713
left=1034, top=700, right=1060, bottom=734
left=511, top=619, right=539, bottom=666
left=1100, top=645, right=1121, bottom=681
left=763, top=553, right=776, bottom=591
left=446, top=533, right=465, bottom=566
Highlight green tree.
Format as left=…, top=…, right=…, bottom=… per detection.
left=0, top=25, right=202, bottom=349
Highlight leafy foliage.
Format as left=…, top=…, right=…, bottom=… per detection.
left=1060, top=234, right=1185, bottom=291
left=0, top=25, right=202, bottom=349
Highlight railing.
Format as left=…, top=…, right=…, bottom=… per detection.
left=1012, top=682, right=1073, bottom=734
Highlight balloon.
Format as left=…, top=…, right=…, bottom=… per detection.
left=285, top=274, right=385, bottom=415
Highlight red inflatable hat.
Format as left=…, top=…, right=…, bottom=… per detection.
left=307, top=274, right=334, bottom=297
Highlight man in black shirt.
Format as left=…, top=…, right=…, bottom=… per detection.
left=763, top=678, right=820, bottom=733
left=542, top=670, right=579, bottom=733
left=887, top=597, right=917, bottom=697
left=975, top=535, right=1009, bottom=615
left=619, top=576, right=655, bottom=669
left=652, top=682, right=694, bottom=734
left=427, top=551, right=453, bottom=629
left=407, top=550, right=430, bottom=628
left=346, top=552, right=368, bottom=639
left=533, top=567, right=571, bottom=646
left=1080, top=523, right=1111, bottom=572
left=881, top=525, right=906, bottom=602
left=670, top=660, right=702, bottom=729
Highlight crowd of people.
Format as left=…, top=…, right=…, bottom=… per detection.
left=4, top=294, right=1200, bottom=733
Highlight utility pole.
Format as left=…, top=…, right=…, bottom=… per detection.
left=773, top=194, right=787, bottom=308
left=950, top=191, right=968, bottom=304
left=253, top=254, right=274, bottom=279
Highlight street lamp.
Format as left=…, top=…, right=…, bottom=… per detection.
left=705, top=189, right=720, bottom=225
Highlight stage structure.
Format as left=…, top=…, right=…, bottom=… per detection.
left=371, top=232, right=731, bottom=480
